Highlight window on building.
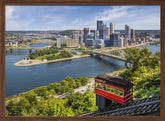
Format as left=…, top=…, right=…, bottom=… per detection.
left=95, top=82, right=99, bottom=88
left=111, top=87, right=115, bottom=94
left=103, top=84, right=106, bottom=91
left=115, top=88, right=119, bottom=95
left=98, top=83, right=102, bottom=89
left=119, top=89, right=124, bottom=97
left=106, top=85, right=110, bottom=92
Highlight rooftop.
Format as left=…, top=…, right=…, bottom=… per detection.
left=95, top=74, right=133, bottom=89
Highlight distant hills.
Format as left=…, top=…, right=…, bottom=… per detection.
left=5, top=29, right=160, bottom=35
left=115, top=30, right=160, bottom=35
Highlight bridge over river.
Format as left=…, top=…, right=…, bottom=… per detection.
left=87, top=50, right=131, bottom=67
left=88, top=41, right=160, bottom=64
left=6, top=45, right=52, bottom=53
left=88, top=50, right=126, bottom=62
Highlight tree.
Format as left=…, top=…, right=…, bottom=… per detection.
left=83, top=90, right=98, bottom=112
left=68, top=92, right=85, bottom=115
left=65, top=76, right=74, bottom=82
left=75, top=78, right=82, bottom=87
left=33, top=86, right=48, bottom=98
left=124, top=47, right=152, bottom=72
left=17, top=97, right=31, bottom=114
left=23, top=91, right=38, bottom=106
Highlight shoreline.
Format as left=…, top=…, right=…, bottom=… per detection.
left=14, top=55, right=90, bottom=66
left=6, top=68, right=126, bottom=99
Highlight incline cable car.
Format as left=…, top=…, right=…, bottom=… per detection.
left=95, top=74, right=134, bottom=110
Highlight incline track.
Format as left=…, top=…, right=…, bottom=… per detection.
left=80, top=96, right=160, bottom=116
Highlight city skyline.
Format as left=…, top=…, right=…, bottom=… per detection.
left=6, top=5, right=160, bottom=31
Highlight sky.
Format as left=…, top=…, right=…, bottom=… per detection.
left=5, top=5, right=160, bottom=31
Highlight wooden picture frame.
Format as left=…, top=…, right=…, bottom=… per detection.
left=0, top=0, right=164, bottom=121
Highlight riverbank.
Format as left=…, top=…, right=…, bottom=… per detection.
left=128, top=41, right=160, bottom=48
left=106, top=68, right=127, bottom=76
left=14, top=55, right=90, bottom=66
left=6, top=68, right=126, bottom=100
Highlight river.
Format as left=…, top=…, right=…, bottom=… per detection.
left=5, top=43, right=160, bottom=97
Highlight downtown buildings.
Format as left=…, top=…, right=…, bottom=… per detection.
left=56, top=20, right=159, bottom=49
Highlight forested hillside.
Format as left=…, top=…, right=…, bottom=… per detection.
left=6, top=76, right=98, bottom=116
left=120, top=47, right=160, bottom=100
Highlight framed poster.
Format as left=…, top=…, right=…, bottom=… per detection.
left=0, top=0, right=164, bottom=121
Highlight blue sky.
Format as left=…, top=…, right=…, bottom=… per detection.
left=5, top=5, right=160, bottom=31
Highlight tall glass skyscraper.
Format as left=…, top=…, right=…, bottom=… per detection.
left=125, top=24, right=131, bottom=40
left=110, top=22, right=114, bottom=34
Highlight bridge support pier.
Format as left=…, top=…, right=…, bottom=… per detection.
left=29, top=49, right=32, bottom=53
left=115, top=50, right=117, bottom=55
left=10, top=49, right=12, bottom=53
left=125, top=62, right=128, bottom=68
left=95, top=54, right=101, bottom=59
left=96, top=94, right=106, bottom=111
left=96, top=94, right=112, bottom=111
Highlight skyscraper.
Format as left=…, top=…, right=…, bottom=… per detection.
left=97, top=20, right=109, bottom=39
left=85, top=39, right=94, bottom=47
left=125, top=24, right=131, bottom=40
left=66, top=38, right=79, bottom=48
left=78, top=29, right=83, bottom=44
left=90, top=29, right=97, bottom=39
left=95, top=39, right=104, bottom=49
left=118, top=37, right=123, bottom=47
left=97, top=20, right=103, bottom=30
left=104, top=26, right=110, bottom=40
left=83, top=28, right=90, bottom=42
left=97, top=20, right=104, bottom=39
left=110, top=32, right=120, bottom=47
left=123, top=38, right=128, bottom=47
left=56, top=35, right=67, bottom=48
left=110, top=22, right=114, bottom=34
left=131, top=29, right=135, bottom=39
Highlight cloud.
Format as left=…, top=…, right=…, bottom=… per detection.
left=5, top=5, right=160, bottom=30
left=97, top=6, right=135, bottom=22
left=42, top=15, right=66, bottom=24
left=5, top=6, right=34, bottom=30
left=69, top=6, right=136, bottom=30
left=6, top=6, right=14, bottom=19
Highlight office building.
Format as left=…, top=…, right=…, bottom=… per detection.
left=118, top=37, right=123, bottom=47
left=97, top=20, right=104, bottom=39
left=131, top=29, right=135, bottom=39
left=66, top=38, right=79, bottom=48
left=56, top=35, right=67, bottom=48
left=123, top=38, right=128, bottom=47
left=104, top=39, right=111, bottom=47
left=83, top=28, right=90, bottom=42
left=110, top=22, right=115, bottom=34
left=97, top=20, right=103, bottom=31
left=72, top=31, right=79, bottom=39
left=78, top=29, right=84, bottom=44
left=85, top=39, right=94, bottom=47
left=95, top=39, right=104, bottom=49
left=110, top=32, right=120, bottom=47
left=125, top=24, right=131, bottom=40
left=86, top=32, right=95, bottom=39
left=104, top=25, right=110, bottom=40
left=97, top=20, right=109, bottom=40
left=90, top=29, right=98, bottom=39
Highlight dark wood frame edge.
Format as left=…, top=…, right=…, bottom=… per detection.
left=0, top=0, right=164, bottom=121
